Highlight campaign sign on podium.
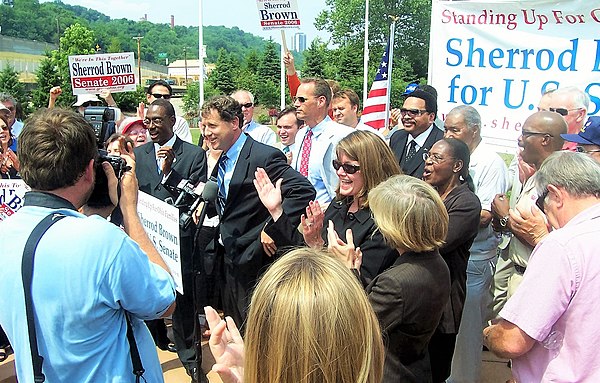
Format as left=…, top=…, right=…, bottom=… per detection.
left=137, top=191, right=183, bottom=294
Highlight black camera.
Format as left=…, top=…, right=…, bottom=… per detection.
left=84, top=106, right=116, bottom=147
left=87, top=149, right=127, bottom=208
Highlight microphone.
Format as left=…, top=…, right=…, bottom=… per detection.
left=179, top=178, right=218, bottom=230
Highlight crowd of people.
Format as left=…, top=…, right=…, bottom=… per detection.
left=0, top=71, right=599, bottom=383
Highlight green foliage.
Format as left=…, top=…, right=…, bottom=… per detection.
left=316, top=0, right=431, bottom=78
left=258, top=39, right=280, bottom=84
left=182, top=81, right=199, bottom=117
left=302, top=39, right=328, bottom=78
left=112, top=86, right=145, bottom=113
left=31, top=54, right=61, bottom=109
left=208, top=49, right=239, bottom=96
left=255, top=79, right=279, bottom=109
left=0, top=65, right=26, bottom=104
left=0, top=1, right=274, bottom=66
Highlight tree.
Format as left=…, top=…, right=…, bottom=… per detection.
left=32, top=54, right=61, bottom=109
left=0, top=66, right=26, bottom=103
left=316, top=0, right=431, bottom=78
left=258, top=39, right=280, bottom=84
left=302, top=38, right=328, bottom=78
left=208, top=49, right=239, bottom=95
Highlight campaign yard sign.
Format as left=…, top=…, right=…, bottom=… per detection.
left=137, top=191, right=183, bottom=294
left=429, top=0, right=600, bottom=152
left=256, top=0, right=301, bottom=29
left=68, top=52, right=137, bottom=95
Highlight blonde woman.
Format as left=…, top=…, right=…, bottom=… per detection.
left=330, top=175, right=451, bottom=383
left=205, top=248, right=385, bottom=383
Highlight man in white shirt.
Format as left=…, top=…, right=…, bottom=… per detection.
left=231, top=89, right=277, bottom=146
left=291, top=78, right=354, bottom=204
left=331, top=89, right=385, bottom=139
left=444, top=105, right=508, bottom=383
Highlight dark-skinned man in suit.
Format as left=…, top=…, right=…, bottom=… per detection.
left=389, top=89, right=444, bottom=177
left=202, top=96, right=315, bottom=328
left=133, top=98, right=206, bottom=382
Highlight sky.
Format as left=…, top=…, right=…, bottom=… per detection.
left=43, top=0, right=329, bottom=46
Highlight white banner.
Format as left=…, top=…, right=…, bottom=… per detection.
left=429, top=0, right=600, bottom=152
left=68, top=52, right=137, bottom=95
left=0, top=179, right=30, bottom=220
left=256, top=0, right=301, bottom=30
left=137, top=191, right=183, bottom=294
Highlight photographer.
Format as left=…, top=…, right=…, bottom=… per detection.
left=0, top=108, right=176, bottom=382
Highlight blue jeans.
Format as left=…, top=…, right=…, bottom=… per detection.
left=448, top=257, right=495, bottom=383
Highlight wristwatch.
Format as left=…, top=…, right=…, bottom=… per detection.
left=499, top=215, right=509, bottom=228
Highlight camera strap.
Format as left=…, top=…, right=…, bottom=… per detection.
left=21, top=212, right=145, bottom=382
left=21, top=213, right=66, bottom=382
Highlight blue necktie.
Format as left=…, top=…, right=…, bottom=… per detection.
left=217, top=154, right=228, bottom=215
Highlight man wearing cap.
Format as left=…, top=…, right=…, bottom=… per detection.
left=389, top=88, right=444, bottom=178
left=561, top=116, right=600, bottom=163
left=143, top=80, right=193, bottom=143
left=231, top=89, right=277, bottom=147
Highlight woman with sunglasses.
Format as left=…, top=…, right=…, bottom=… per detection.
left=422, top=138, right=481, bottom=383
left=254, top=130, right=401, bottom=284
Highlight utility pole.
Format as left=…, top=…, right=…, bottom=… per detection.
left=183, top=47, right=188, bottom=86
left=56, top=18, right=60, bottom=51
left=133, top=36, right=143, bottom=85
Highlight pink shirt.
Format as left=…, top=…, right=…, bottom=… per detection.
left=500, top=202, right=600, bottom=382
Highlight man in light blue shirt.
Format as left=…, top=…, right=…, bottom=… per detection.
left=0, top=108, right=176, bottom=382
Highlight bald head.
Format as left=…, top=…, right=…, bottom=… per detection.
left=525, top=111, right=567, bottom=151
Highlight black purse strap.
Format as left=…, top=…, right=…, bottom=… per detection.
left=21, top=213, right=145, bottom=382
left=21, top=213, right=66, bottom=383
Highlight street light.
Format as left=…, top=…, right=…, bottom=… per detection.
left=132, top=36, right=143, bottom=86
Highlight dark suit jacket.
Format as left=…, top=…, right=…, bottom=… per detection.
left=133, top=137, right=207, bottom=239
left=438, top=182, right=481, bottom=334
left=367, top=251, right=450, bottom=383
left=389, top=125, right=444, bottom=178
left=210, top=135, right=315, bottom=276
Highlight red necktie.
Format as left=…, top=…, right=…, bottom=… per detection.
left=299, top=129, right=313, bottom=177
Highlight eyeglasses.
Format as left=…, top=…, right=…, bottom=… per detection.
left=241, top=102, right=254, bottom=109
left=143, top=117, right=165, bottom=127
left=151, top=93, right=171, bottom=100
left=423, top=152, right=454, bottom=164
left=332, top=159, right=360, bottom=174
left=521, top=130, right=553, bottom=138
left=128, top=128, right=147, bottom=136
left=400, top=108, right=429, bottom=118
left=547, top=107, right=583, bottom=116
left=576, top=146, right=600, bottom=154
left=294, top=96, right=313, bottom=103
left=81, top=102, right=102, bottom=108
left=535, top=188, right=549, bottom=213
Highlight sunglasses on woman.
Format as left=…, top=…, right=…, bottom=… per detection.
left=332, top=159, right=360, bottom=174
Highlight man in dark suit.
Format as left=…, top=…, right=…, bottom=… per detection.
left=389, top=89, right=444, bottom=178
left=202, top=95, right=315, bottom=327
left=133, top=99, right=206, bottom=381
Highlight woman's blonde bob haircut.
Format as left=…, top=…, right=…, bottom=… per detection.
left=335, top=130, right=402, bottom=207
left=369, top=175, right=448, bottom=252
left=244, top=248, right=385, bottom=383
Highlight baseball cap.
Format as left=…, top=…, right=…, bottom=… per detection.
left=560, top=116, right=600, bottom=146
left=119, top=117, right=145, bottom=135
left=72, top=94, right=102, bottom=107
left=402, top=82, right=420, bottom=96
left=0, top=103, right=9, bottom=113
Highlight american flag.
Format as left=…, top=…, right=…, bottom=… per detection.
left=360, top=41, right=391, bottom=130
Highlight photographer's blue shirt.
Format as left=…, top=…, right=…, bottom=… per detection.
left=0, top=192, right=176, bottom=383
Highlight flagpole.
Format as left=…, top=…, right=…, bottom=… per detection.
left=385, top=16, right=398, bottom=129
left=280, top=30, right=288, bottom=110
left=198, top=0, right=205, bottom=110
left=362, top=0, right=370, bottom=106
